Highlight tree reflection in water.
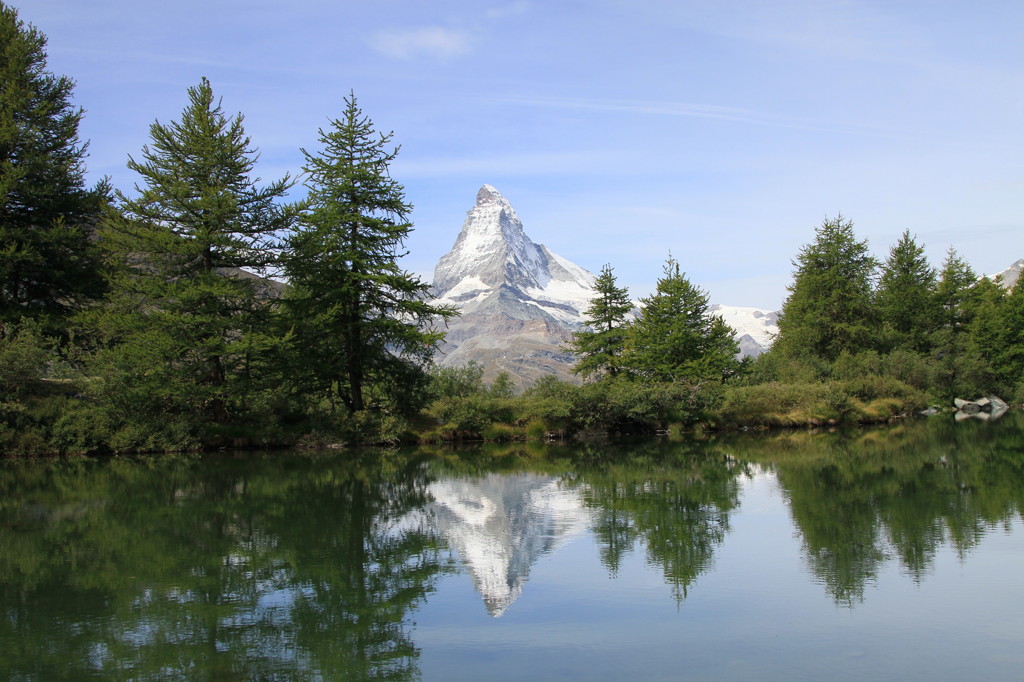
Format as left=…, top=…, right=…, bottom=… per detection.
left=722, top=414, right=1024, bottom=605
left=0, top=450, right=450, bottom=681
left=2, top=415, right=1022, bottom=678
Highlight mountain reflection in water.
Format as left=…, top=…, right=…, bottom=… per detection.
left=425, top=474, right=593, bottom=616
left=1, top=414, right=1022, bottom=680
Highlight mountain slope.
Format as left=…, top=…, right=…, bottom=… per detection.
left=430, top=185, right=781, bottom=384
left=431, top=185, right=595, bottom=384
left=987, top=258, right=1022, bottom=289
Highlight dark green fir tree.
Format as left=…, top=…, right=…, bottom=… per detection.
left=569, top=263, right=633, bottom=379
left=283, top=92, right=454, bottom=414
left=0, top=2, right=105, bottom=327
left=876, top=230, right=938, bottom=353
left=625, top=257, right=738, bottom=382
left=774, top=215, right=878, bottom=362
left=933, top=247, right=978, bottom=333
left=94, top=77, right=294, bottom=431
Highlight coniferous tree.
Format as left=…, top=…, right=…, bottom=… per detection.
left=933, top=247, right=978, bottom=333
left=0, top=3, right=105, bottom=326
left=94, top=77, right=294, bottom=428
left=774, top=215, right=878, bottom=363
left=929, top=248, right=988, bottom=398
left=625, top=257, right=738, bottom=382
left=989, top=280, right=1024, bottom=398
left=283, top=93, right=454, bottom=413
left=569, top=263, right=633, bottom=379
left=876, top=230, right=938, bottom=352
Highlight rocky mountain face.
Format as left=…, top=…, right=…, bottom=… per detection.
left=430, top=185, right=780, bottom=385
left=988, top=258, right=1023, bottom=290
left=431, top=185, right=596, bottom=385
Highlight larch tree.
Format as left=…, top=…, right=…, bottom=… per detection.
left=283, top=92, right=454, bottom=414
left=569, top=263, right=633, bottom=379
left=875, top=230, right=938, bottom=353
left=774, top=215, right=878, bottom=362
left=990, top=280, right=1024, bottom=396
left=933, top=247, right=979, bottom=333
left=926, top=247, right=988, bottom=399
left=0, top=2, right=105, bottom=327
left=96, top=77, right=294, bottom=427
left=625, top=256, right=738, bottom=383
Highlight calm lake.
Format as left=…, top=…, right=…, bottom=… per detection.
left=2, top=414, right=1023, bottom=680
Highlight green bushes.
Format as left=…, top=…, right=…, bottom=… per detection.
left=715, top=375, right=927, bottom=428
left=419, top=374, right=721, bottom=442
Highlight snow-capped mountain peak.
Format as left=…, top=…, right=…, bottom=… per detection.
left=429, top=184, right=781, bottom=384
left=433, top=185, right=596, bottom=326
left=430, top=186, right=597, bottom=384
left=433, top=184, right=552, bottom=296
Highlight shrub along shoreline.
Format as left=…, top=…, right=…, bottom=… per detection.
left=1, top=353, right=941, bottom=456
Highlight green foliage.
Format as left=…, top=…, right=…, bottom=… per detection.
left=717, top=376, right=925, bottom=427
left=934, top=247, right=978, bottom=332
left=876, top=349, right=937, bottom=392
left=427, top=395, right=516, bottom=437
left=0, top=318, right=54, bottom=399
left=0, top=320, right=74, bottom=456
left=625, top=257, right=739, bottom=382
left=988, top=280, right=1024, bottom=393
left=569, top=263, right=633, bottom=378
left=731, top=349, right=828, bottom=385
left=89, top=77, right=295, bottom=433
left=876, top=230, right=938, bottom=353
left=0, top=4, right=105, bottom=326
left=283, top=92, right=454, bottom=414
left=487, top=371, right=517, bottom=398
left=570, top=376, right=718, bottom=432
left=775, top=215, right=878, bottom=362
left=426, top=362, right=485, bottom=400
left=928, top=250, right=996, bottom=400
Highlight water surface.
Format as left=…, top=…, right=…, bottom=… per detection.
left=2, top=415, right=1022, bottom=680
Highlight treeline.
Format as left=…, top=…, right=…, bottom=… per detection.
left=422, top=214, right=1023, bottom=440
left=1, top=3, right=1020, bottom=454
left=1, top=4, right=453, bottom=454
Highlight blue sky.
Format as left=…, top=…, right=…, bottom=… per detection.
left=24, top=0, right=1024, bottom=309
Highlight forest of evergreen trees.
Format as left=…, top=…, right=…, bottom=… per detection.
left=1, top=2, right=1021, bottom=454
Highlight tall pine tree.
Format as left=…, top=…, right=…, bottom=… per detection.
left=928, top=248, right=986, bottom=398
left=0, top=3, right=104, bottom=327
left=283, top=93, right=454, bottom=413
left=934, top=247, right=978, bottom=333
left=774, top=215, right=878, bottom=362
left=569, top=263, right=633, bottom=379
left=876, top=230, right=938, bottom=352
left=96, top=77, right=294, bottom=427
left=990, top=280, right=1024, bottom=398
left=625, top=257, right=738, bottom=382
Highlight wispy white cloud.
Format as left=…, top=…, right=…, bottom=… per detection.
left=493, top=95, right=907, bottom=139
left=486, top=1, right=532, bottom=19
left=368, top=26, right=472, bottom=61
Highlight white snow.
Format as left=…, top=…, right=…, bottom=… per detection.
left=708, top=304, right=779, bottom=349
